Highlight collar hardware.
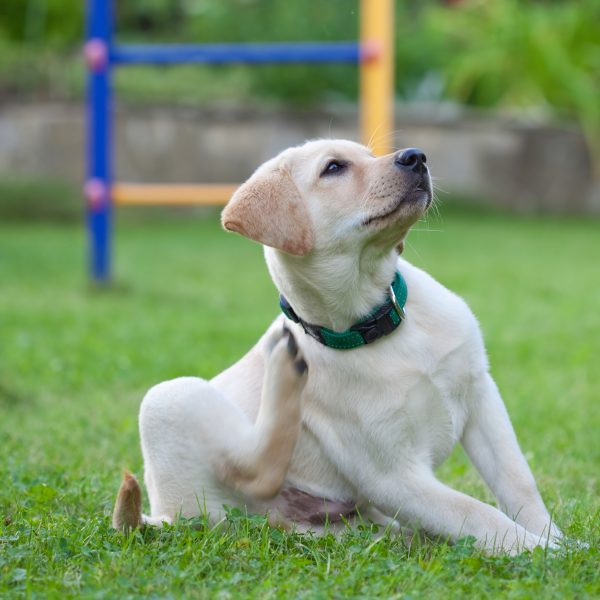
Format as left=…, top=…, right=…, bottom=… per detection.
left=389, top=281, right=407, bottom=321
left=279, top=271, right=408, bottom=350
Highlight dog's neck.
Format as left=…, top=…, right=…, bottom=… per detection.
left=265, top=246, right=399, bottom=332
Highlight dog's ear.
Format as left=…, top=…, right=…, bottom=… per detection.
left=221, top=168, right=314, bottom=256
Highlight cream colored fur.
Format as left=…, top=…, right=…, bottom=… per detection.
left=113, top=139, right=562, bottom=555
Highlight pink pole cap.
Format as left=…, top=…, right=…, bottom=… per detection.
left=84, top=178, right=107, bottom=211
left=360, top=40, right=382, bottom=63
left=84, top=39, right=108, bottom=72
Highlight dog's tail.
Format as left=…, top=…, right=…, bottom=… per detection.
left=112, top=471, right=143, bottom=531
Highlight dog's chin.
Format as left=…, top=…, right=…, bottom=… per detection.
left=363, top=188, right=431, bottom=230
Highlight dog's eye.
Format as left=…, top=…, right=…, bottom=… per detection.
left=321, top=160, right=348, bottom=177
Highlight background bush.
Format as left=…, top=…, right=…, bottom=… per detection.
left=0, top=0, right=598, bottom=143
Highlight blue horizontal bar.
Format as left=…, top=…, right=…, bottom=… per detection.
left=111, top=42, right=360, bottom=65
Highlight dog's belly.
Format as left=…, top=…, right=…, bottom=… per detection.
left=267, top=486, right=358, bottom=526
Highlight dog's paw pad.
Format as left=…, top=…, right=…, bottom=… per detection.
left=284, top=327, right=299, bottom=359
left=294, top=357, right=308, bottom=376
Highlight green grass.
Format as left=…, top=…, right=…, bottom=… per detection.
left=1, top=208, right=599, bottom=598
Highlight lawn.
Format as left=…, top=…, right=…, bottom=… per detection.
left=0, top=207, right=599, bottom=598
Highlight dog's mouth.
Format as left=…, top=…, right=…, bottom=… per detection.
left=363, top=178, right=432, bottom=227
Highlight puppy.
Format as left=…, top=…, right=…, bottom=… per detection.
left=113, top=139, right=562, bottom=555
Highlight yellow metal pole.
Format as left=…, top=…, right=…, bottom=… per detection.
left=360, top=0, right=395, bottom=156
left=112, top=183, right=238, bottom=206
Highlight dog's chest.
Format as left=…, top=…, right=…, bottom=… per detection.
left=287, top=330, right=472, bottom=495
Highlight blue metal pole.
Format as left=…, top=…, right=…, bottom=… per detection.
left=111, top=42, right=361, bottom=65
left=85, top=0, right=113, bottom=283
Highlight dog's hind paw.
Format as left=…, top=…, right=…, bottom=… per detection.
left=266, top=324, right=309, bottom=381
left=282, top=325, right=308, bottom=375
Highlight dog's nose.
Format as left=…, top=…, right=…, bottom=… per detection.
left=394, top=148, right=427, bottom=173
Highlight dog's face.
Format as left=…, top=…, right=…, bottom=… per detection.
left=222, top=139, right=431, bottom=257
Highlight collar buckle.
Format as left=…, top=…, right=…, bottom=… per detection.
left=300, top=321, right=324, bottom=344
left=351, top=311, right=396, bottom=344
left=389, top=283, right=407, bottom=321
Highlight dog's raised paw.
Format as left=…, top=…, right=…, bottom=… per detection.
left=266, top=325, right=309, bottom=386
left=282, top=327, right=308, bottom=375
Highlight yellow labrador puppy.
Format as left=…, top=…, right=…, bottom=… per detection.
left=113, top=139, right=561, bottom=555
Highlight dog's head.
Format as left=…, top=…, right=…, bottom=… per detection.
left=221, top=139, right=431, bottom=257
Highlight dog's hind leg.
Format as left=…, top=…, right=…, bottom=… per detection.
left=113, top=327, right=307, bottom=530
left=225, top=326, right=308, bottom=499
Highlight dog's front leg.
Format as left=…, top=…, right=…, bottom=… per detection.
left=461, top=372, right=561, bottom=544
left=370, top=470, right=550, bottom=555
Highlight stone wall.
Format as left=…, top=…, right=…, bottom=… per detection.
left=0, top=102, right=598, bottom=214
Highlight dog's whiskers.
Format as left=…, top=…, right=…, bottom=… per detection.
left=367, top=129, right=407, bottom=154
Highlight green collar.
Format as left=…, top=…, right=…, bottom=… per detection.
left=279, top=271, right=407, bottom=350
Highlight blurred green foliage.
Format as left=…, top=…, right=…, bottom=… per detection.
left=0, top=0, right=83, bottom=45
left=421, top=0, right=600, bottom=151
left=0, top=0, right=598, bottom=141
